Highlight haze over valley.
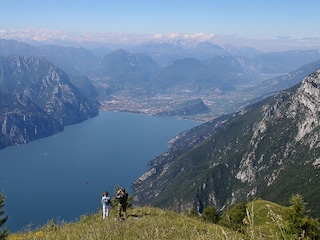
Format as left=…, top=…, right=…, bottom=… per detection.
left=2, top=38, right=320, bottom=127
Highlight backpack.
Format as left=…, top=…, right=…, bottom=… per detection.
left=104, top=197, right=110, bottom=205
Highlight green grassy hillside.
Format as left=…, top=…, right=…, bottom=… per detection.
left=7, top=199, right=302, bottom=240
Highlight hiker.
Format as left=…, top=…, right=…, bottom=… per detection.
left=116, top=188, right=128, bottom=219
left=101, top=191, right=111, bottom=219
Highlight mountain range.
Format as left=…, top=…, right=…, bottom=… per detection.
left=1, top=40, right=320, bottom=116
left=132, top=69, right=320, bottom=217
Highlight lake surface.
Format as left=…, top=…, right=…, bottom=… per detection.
left=0, top=111, right=199, bottom=232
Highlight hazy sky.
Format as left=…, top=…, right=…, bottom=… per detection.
left=1, top=0, right=320, bottom=49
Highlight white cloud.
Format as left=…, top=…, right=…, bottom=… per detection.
left=0, top=28, right=320, bottom=51
left=0, top=28, right=222, bottom=45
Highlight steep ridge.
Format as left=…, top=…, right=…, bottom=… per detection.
left=0, top=55, right=99, bottom=149
left=133, top=68, right=320, bottom=217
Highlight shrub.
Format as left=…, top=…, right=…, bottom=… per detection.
left=219, top=202, right=247, bottom=232
left=203, top=206, right=219, bottom=223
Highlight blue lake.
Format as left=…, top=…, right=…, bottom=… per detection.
left=0, top=111, right=200, bottom=232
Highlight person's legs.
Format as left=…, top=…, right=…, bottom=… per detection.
left=106, top=205, right=110, bottom=217
left=122, top=204, right=127, bottom=219
left=102, top=205, right=107, bottom=219
left=117, top=203, right=122, bottom=218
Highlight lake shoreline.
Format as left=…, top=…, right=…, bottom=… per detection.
left=1, top=111, right=200, bottom=232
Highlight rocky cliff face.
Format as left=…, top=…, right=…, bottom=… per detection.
left=0, top=93, right=63, bottom=149
left=133, top=69, right=320, bottom=217
left=0, top=55, right=99, bottom=149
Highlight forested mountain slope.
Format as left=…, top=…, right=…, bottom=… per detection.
left=133, top=68, right=320, bottom=217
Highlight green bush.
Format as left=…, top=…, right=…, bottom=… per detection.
left=203, top=206, right=219, bottom=223
left=219, top=202, right=247, bottom=232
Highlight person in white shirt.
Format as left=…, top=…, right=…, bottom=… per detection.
left=101, top=191, right=111, bottom=219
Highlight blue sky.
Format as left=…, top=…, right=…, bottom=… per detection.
left=1, top=0, right=320, bottom=50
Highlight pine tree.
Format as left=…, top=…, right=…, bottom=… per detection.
left=0, top=192, right=8, bottom=239
left=285, top=194, right=320, bottom=239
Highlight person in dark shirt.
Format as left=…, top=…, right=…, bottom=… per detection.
left=116, top=188, right=128, bottom=219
